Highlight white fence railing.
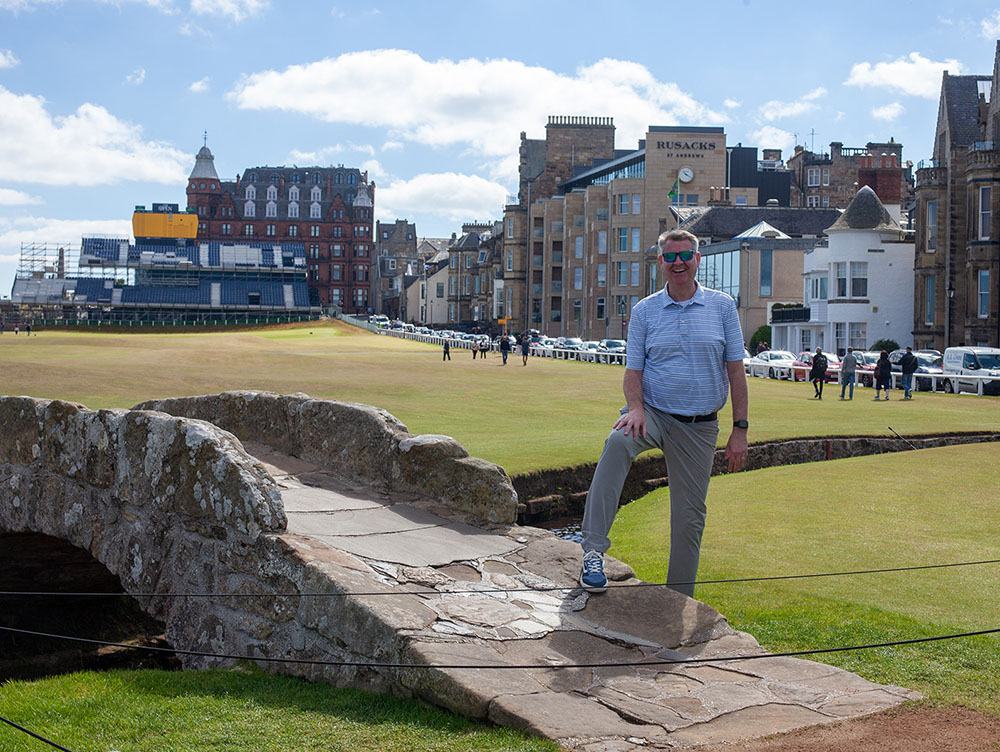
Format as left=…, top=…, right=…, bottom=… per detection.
left=342, top=316, right=998, bottom=395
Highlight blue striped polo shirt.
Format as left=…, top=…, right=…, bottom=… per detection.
left=625, top=283, right=745, bottom=416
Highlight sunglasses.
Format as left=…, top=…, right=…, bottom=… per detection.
left=660, top=250, right=695, bottom=262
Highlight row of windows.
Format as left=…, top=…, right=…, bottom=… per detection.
left=805, top=262, right=869, bottom=303
left=243, top=199, right=365, bottom=220
left=616, top=227, right=643, bottom=253
left=805, top=195, right=831, bottom=208
left=245, top=172, right=358, bottom=186
left=806, top=167, right=831, bottom=187
left=616, top=193, right=642, bottom=215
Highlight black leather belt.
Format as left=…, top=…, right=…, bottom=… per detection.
left=668, top=412, right=718, bottom=423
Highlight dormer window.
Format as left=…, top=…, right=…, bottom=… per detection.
left=310, top=202, right=322, bottom=219
left=266, top=201, right=277, bottom=218
left=335, top=173, right=343, bottom=184
left=288, top=201, right=299, bottom=218
left=347, top=173, right=356, bottom=185
left=245, top=185, right=256, bottom=200
left=247, top=173, right=256, bottom=183
left=288, top=186, right=299, bottom=202
left=266, top=185, right=277, bottom=201
left=270, top=172, right=279, bottom=184
left=310, top=186, right=321, bottom=202
left=312, top=173, right=321, bottom=185
left=244, top=200, right=255, bottom=217
left=291, top=173, right=301, bottom=184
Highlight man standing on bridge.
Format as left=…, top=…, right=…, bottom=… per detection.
left=579, top=229, right=749, bottom=598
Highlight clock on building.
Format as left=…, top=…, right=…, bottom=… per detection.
left=678, top=167, right=694, bottom=183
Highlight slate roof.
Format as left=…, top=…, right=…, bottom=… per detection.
left=944, top=74, right=990, bottom=147
left=679, top=206, right=843, bottom=239
left=189, top=146, right=220, bottom=181
left=826, top=186, right=900, bottom=232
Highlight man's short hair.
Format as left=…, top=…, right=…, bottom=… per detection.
left=905, top=346, right=912, bottom=351
left=657, top=229, right=699, bottom=254
left=847, top=347, right=853, bottom=352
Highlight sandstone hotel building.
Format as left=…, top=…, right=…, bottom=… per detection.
left=501, top=117, right=789, bottom=339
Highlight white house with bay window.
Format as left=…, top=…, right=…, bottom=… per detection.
left=771, top=186, right=914, bottom=355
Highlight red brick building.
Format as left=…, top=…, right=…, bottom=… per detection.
left=185, top=145, right=375, bottom=311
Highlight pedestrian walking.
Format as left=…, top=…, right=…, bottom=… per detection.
left=520, top=335, right=530, bottom=366
left=579, top=229, right=748, bottom=598
left=499, top=335, right=511, bottom=365
left=442, top=339, right=451, bottom=361
left=899, top=347, right=918, bottom=400
left=810, top=347, right=828, bottom=399
left=840, top=347, right=857, bottom=400
left=479, top=338, right=489, bottom=361
left=874, top=350, right=891, bottom=400
left=471, top=338, right=478, bottom=359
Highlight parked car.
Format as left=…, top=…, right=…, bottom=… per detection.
left=598, top=339, right=627, bottom=354
left=854, top=350, right=880, bottom=387
left=942, top=346, right=1000, bottom=395
left=559, top=337, right=584, bottom=351
left=743, top=347, right=753, bottom=373
left=538, top=337, right=559, bottom=349
left=791, top=351, right=841, bottom=382
left=889, top=349, right=944, bottom=391
left=747, top=350, right=796, bottom=379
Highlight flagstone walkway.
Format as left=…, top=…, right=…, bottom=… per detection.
left=247, top=442, right=920, bottom=751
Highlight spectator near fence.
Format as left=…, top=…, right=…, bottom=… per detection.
left=840, top=347, right=857, bottom=400
left=900, top=347, right=918, bottom=400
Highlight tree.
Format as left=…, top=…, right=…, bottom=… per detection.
left=749, top=325, right=771, bottom=351
left=871, top=338, right=899, bottom=353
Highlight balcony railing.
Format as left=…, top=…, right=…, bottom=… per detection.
left=972, top=141, right=996, bottom=151
left=770, top=307, right=810, bottom=323
left=915, top=166, right=946, bottom=189
left=967, top=149, right=1000, bottom=170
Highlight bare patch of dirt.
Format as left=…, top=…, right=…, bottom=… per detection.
left=697, top=705, right=1000, bottom=752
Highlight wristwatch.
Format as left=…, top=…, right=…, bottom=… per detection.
left=733, top=420, right=749, bottom=429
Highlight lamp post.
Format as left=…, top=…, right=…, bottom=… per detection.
left=618, top=296, right=627, bottom=340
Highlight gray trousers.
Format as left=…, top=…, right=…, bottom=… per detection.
left=581, top=405, right=718, bottom=598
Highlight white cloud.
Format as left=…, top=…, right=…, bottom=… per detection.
left=845, top=52, right=963, bottom=98
left=360, top=159, right=386, bottom=181
left=0, top=188, right=42, bottom=205
left=872, top=102, right=904, bottom=121
left=0, top=85, right=191, bottom=186
left=0, top=49, right=18, bottom=68
left=759, top=87, right=826, bottom=122
left=125, top=67, right=146, bottom=85
left=723, top=98, right=741, bottom=109
left=748, top=126, right=795, bottom=155
left=190, top=0, right=266, bottom=21
left=229, top=50, right=726, bottom=181
left=347, top=142, right=375, bottom=156
left=0, top=216, right=133, bottom=270
left=189, top=76, right=210, bottom=93
left=381, top=140, right=403, bottom=152
left=376, top=172, right=507, bottom=224
left=287, top=145, right=344, bottom=164
left=982, top=10, right=1000, bottom=38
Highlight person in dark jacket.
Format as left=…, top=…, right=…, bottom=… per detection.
left=520, top=335, right=531, bottom=366
left=874, top=350, right=892, bottom=400
left=499, top=335, right=511, bottom=365
left=809, top=347, right=828, bottom=399
left=899, top=347, right=918, bottom=400
left=442, top=338, right=451, bottom=361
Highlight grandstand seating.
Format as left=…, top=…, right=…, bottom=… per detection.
left=72, top=277, right=113, bottom=302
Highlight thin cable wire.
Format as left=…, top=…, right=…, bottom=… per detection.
left=2, top=624, right=998, bottom=671
left=1, top=557, right=997, bottom=598
left=0, top=715, right=76, bottom=752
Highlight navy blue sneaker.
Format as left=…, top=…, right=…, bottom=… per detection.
left=580, top=550, right=608, bottom=593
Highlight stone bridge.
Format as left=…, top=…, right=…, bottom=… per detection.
left=0, top=392, right=919, bottom=750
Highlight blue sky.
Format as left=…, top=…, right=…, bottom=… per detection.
left=2, top=0, right=1000, bottom=294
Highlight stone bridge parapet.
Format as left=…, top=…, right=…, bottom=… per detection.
left=134, top=391, right=518, bottom=524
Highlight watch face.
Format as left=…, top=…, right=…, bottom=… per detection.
left=678, top=167, right=694, bottom=183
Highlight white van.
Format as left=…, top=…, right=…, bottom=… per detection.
left=941, top=347, right=1000, bottom=395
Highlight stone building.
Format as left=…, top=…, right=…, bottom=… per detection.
left=787, top=140, right=914, bottom=222
left=502, top=117, right=791, bottom=339
left=913, top=45, right=999, bottom=349
left=446, top=222, right=500, bottom=328
left=185, top=146, right=375, bottom=312
left=373, top=219, right=417, bottom=319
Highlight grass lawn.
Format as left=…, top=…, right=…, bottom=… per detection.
left=0, top=668, right=559, bottom=752
left=609, top=443, right=1000, bottom=715
left=1, top=320, right=996, bottom=474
